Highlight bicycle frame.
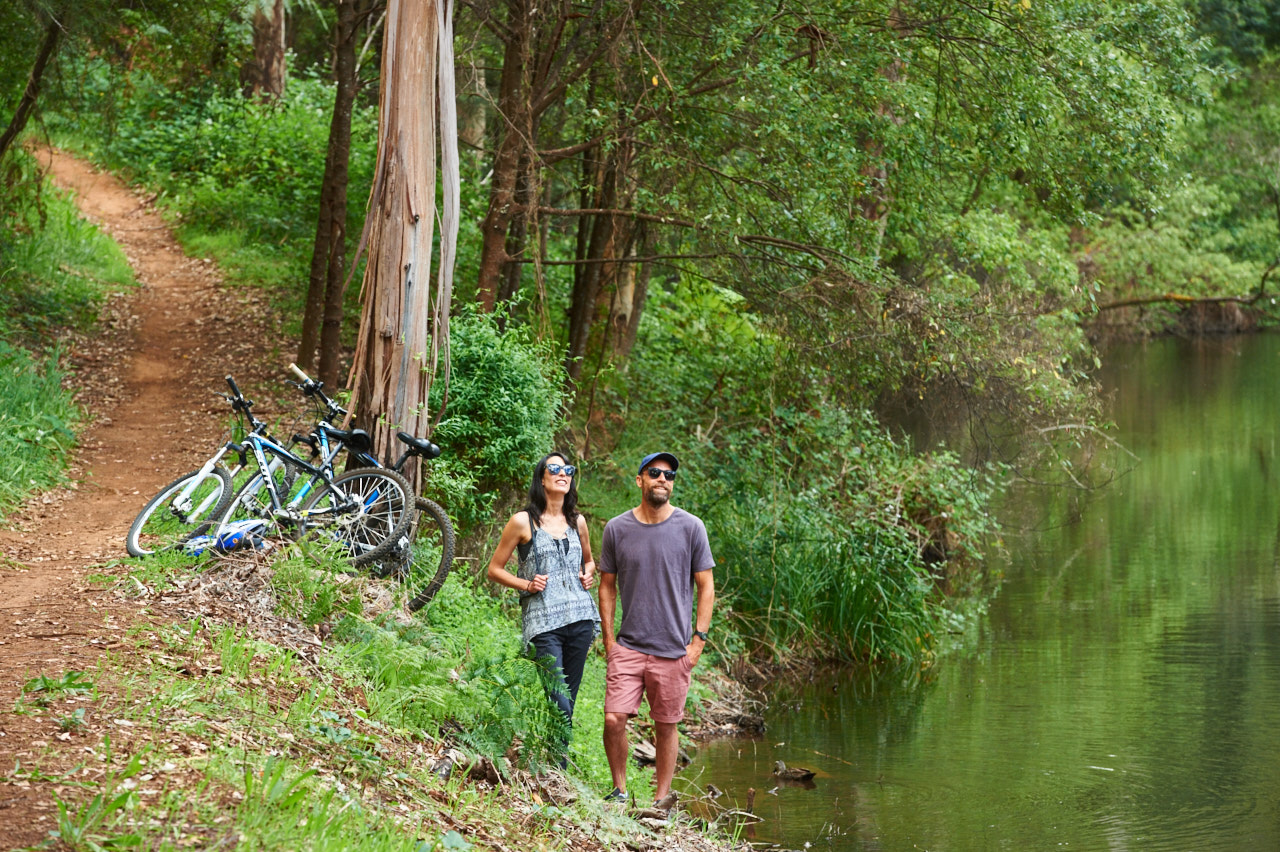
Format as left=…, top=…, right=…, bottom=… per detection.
left=234, top=433, right=333, bottom=522
left=166, top=384, right=270, bottom=521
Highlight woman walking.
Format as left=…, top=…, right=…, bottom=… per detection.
left=487, top=452, right=599, bottom=762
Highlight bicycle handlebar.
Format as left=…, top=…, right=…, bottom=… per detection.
left=282, top=364, right=442, bottom=465
left=221, top=374, right=266, bottom=433
left=286, top=363, right=348, bottom=422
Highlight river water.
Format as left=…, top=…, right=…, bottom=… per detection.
left=687, top=334, right=1280, bottom=850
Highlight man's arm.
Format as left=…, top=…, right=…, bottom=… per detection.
left=599, top=571, right=617, bottom=654
left=686, top=569, right=715, bottom=665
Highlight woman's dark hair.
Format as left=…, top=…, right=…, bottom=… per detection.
left=525, top=451, right=578, bottom=530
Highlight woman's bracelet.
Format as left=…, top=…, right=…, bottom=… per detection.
left=526, top=578, right=532, bottom=592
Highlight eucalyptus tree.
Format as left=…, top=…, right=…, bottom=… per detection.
left=347, top=0, right=459, bottom=481
left=242, top=0, right=289, bottom=98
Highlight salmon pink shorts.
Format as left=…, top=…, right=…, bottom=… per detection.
left=604, top=643, right=693, bottom=723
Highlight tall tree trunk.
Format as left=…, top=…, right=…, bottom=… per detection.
left=496, top=147, right=536, bottom=306
left=457, top=59, right=487, bottom=163
left=0, top=12, right=61, bottom=163
left=243, top=0, right=288, bottom=99
left=609, top=223, right=650, bottom=360
left=476, top=0, right=532, bottom=311
left=348, top=0, right=458, bottom=485
left=298, top=0, right=366, bottom=383
left=565, top=136, right=636, bottom=382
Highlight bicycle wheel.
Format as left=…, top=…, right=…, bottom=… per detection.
left=295, top=468, right=415, bottom=567
left=372, top=497, right=456, bottom=611
left=126, top=467, right=234, bottom=556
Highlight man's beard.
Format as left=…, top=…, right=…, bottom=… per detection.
left=644, top=488, right=670, bottom=508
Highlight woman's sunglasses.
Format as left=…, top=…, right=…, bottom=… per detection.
left=546, top=463, right=576, bottom=476
left=645, top=468, right=677, bottom=481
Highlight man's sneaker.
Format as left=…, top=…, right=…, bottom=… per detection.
left=603, top=787, right=627, bottom=803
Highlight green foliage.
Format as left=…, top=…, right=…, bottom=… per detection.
left=598, top=278, right=1004, bottom=664
left=0, top=342, right=79, bottom=518
left=426, top=307, right=569, bottom=533
left=1087, top=183, right=1263, bottom=311
left=1089, top=54, right=1280, bottom=333
left=0, top=5, right=46, bottom=118
left=1195, top=0, right=1280, bottom=64
left=499, top=0, right=1206, bottom=455
left=51, top=57, right=379, bottom=308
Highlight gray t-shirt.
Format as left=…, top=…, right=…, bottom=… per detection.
left=599, top=507, right=714, bottom=658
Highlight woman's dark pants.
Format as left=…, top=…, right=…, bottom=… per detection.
left=529, top=619, right=596, bottom=759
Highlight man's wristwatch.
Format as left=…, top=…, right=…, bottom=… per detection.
left=692, top=630, right=709, bottom=642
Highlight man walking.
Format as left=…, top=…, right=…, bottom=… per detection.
left=599, top=451, right=715, bottom=808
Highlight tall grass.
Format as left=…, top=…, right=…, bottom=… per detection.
left=0, top=343, right=78, bottom=515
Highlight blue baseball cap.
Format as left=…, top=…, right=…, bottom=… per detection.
left=638, top=452, right=680, bottom=475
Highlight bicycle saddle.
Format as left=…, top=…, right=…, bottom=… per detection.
left=397, top=431, right=441, bottom=459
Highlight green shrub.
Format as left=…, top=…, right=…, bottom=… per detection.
left=426, top=307, right=568, bottom=533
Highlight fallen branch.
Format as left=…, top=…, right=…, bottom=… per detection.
left=1095, top=258, right=1280, bottom=311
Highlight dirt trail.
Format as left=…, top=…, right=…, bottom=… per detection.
left=0, top=148, right=278, bottom=843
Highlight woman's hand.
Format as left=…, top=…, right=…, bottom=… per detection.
left=526, top=573, right=548, bottom=594
left=579, top=563, right=596, bottom=590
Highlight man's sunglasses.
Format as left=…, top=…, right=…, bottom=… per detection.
left=547, top=463, right=576, bottom=476
left=645, top=468, right=677, bottom=481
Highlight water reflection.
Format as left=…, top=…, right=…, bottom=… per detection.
left=686, top=335, right=1280, bottom=850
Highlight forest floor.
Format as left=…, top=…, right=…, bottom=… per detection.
left=0, top=150, right=749, bottom=851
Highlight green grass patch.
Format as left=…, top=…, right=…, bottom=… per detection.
left=0, top=342, right=78, bottom=516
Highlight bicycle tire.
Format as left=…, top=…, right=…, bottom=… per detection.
left=382, top=497, right=456, bottom=611
left=296, top=468, right=416, bottom=567
left=126, top=467, right=234, bottom=556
